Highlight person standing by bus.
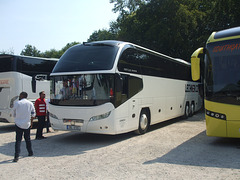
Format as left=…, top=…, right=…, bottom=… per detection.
left=35, top=91, right=47, bottom=140
left=13, top=92, right=35, bottom=162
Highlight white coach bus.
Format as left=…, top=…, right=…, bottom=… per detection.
left=49, top=41, right=202, bottom=135
left=0, top=54, right=58, bottom=123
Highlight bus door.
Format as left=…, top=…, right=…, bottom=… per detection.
left=128, top=76, right=141, bottom=122
left=115, top=74, right=143, bottom=129
left=121, top=74, right=143, bottom=126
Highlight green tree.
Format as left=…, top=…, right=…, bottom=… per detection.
left=109, top=0, right=240, bottom=60
left=0, top=47, right=14, bottom=55
left=41, top=49, right=61, bottom=58
left=41, top=42, right=80, bottom=58
left=20, top=44, right=41, bottom=57
left=115, top=0, right=201, bottom=59
left=21, top=42, right=80, bottom=58
left=209, top=0, right=240, bottom=31
left=110, top=0, right=146, bottom=15
left=60, top=42, right=80, bottom=54
left=87, top=29, right=117, bottom=42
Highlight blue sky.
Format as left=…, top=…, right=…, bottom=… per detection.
left=0, top=0, right=118, bottom=55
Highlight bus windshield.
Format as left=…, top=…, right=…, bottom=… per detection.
left=205, top=41, right=240, bottom=104
left=52, top=44, right=119, bottom=73
left=50, top=74, right=115, bottom=106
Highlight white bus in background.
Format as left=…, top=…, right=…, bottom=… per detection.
left=49, top=41, right=202, bottom=135
left=0, top=54, right=58, bottom=123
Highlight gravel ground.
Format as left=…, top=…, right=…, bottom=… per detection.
left=0, top=111, right=240, bottom=180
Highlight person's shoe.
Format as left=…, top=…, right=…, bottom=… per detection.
left=28, top=152, right=33, bottom=156
left=36, top=136, right=47, bottom=140
left=13, top=157, right=19, bottom=162
left=47, top=130, right=52, bottom=133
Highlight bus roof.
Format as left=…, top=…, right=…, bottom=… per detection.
left=207, top=26, right=240, bottom=43
left=0, top=54, right=59, bottom=61
left=82, top=40, right=190, bottom=66
left=214, top=27, right=240, bottom=39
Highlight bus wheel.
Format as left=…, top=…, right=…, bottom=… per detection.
left=189, top=102, right=195, bottom=117
left=183, top=103, right=190, bottom=119
left=135, top=109, right=149, bottom=135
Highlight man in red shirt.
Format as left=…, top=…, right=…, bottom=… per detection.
left=35, top=91, right=47, bottom=140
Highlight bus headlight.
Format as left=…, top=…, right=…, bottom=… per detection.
left=49, top=112, right=59, bottom=119
left=90, top=111, right=111, bottom=121
left=206, top=109, right=226, bottom=120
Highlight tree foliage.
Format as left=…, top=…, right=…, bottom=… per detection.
left=0, top=47, right=14, bottom=55
left=110, top=0, right=146, bottom=15
left=20, top=42, right=79, bottom=58
left=21, top=0, right=240, bottom=61
left=20, top=45, right=41, bottom=57
left=108, top=0, right=240, bottom=61
left=87, top=29, right=117, bottom=42
left=40, top=42, right=79, bottom=58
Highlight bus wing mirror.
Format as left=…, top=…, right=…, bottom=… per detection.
left=32, top=76, right=36, bottom=93
left=191, top=47, right=203, bottom=81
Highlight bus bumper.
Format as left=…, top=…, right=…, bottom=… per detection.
left=205, top=100, right=240, bottom=138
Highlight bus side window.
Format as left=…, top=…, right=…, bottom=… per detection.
left=115, top=74, right=143, bottom=107
left=115, top=74, right=128, bottom=107
left=128, top=76, right=143, bottom=98
left=121, top=74, right=128, bottom=103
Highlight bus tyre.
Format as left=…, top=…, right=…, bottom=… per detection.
left=135, top=109, right=149, bottom=135
left=183, top=103, right=190, bottom=119
left=189, top=102, right=195, bottom=117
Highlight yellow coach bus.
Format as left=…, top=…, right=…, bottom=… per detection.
left=191, top=27, right=240, bottom=138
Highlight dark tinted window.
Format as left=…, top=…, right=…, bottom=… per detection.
left=128, top=75, right=143, bottom=98
left=140, top=51, right=173, bottom=78
left=0, top=56, right=14, bottom=72
left=16, top=57, right=57, bottom=78
left=118, top=48, right=141, bottom=74
left=118, top=48, right=191, bottom=81
left=174, top=63, right=192, bottom=81
left=205, top=39, right=240, bottom=105
left=115, top=74, right=143, bottom=107
left=52, top=44, right=119, bottom=73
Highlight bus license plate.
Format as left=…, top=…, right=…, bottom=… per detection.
left=67, top=125, right=81, bottom=130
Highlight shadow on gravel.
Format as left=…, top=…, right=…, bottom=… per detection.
left=0, top=130, right=135, bottom=163
left=0, top=122, right=39, bottom=134
left=0, top=123, right=15, bottom=133
left=144, top=131, right=240, bottom=169
left=30, top=132, right=135, bottom=158
left=149, top=111, right=205, bottom=133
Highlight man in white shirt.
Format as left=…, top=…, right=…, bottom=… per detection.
left=13, top=92, right=36, bottom=162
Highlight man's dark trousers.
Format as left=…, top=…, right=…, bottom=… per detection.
left=36, top=116, right=45, bottom=139
left=15, top=125, right=33, bottom=158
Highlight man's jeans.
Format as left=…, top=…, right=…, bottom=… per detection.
left=15, top=125, right=33, bottom=158
left=36, top=116, right=45, bottom=138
